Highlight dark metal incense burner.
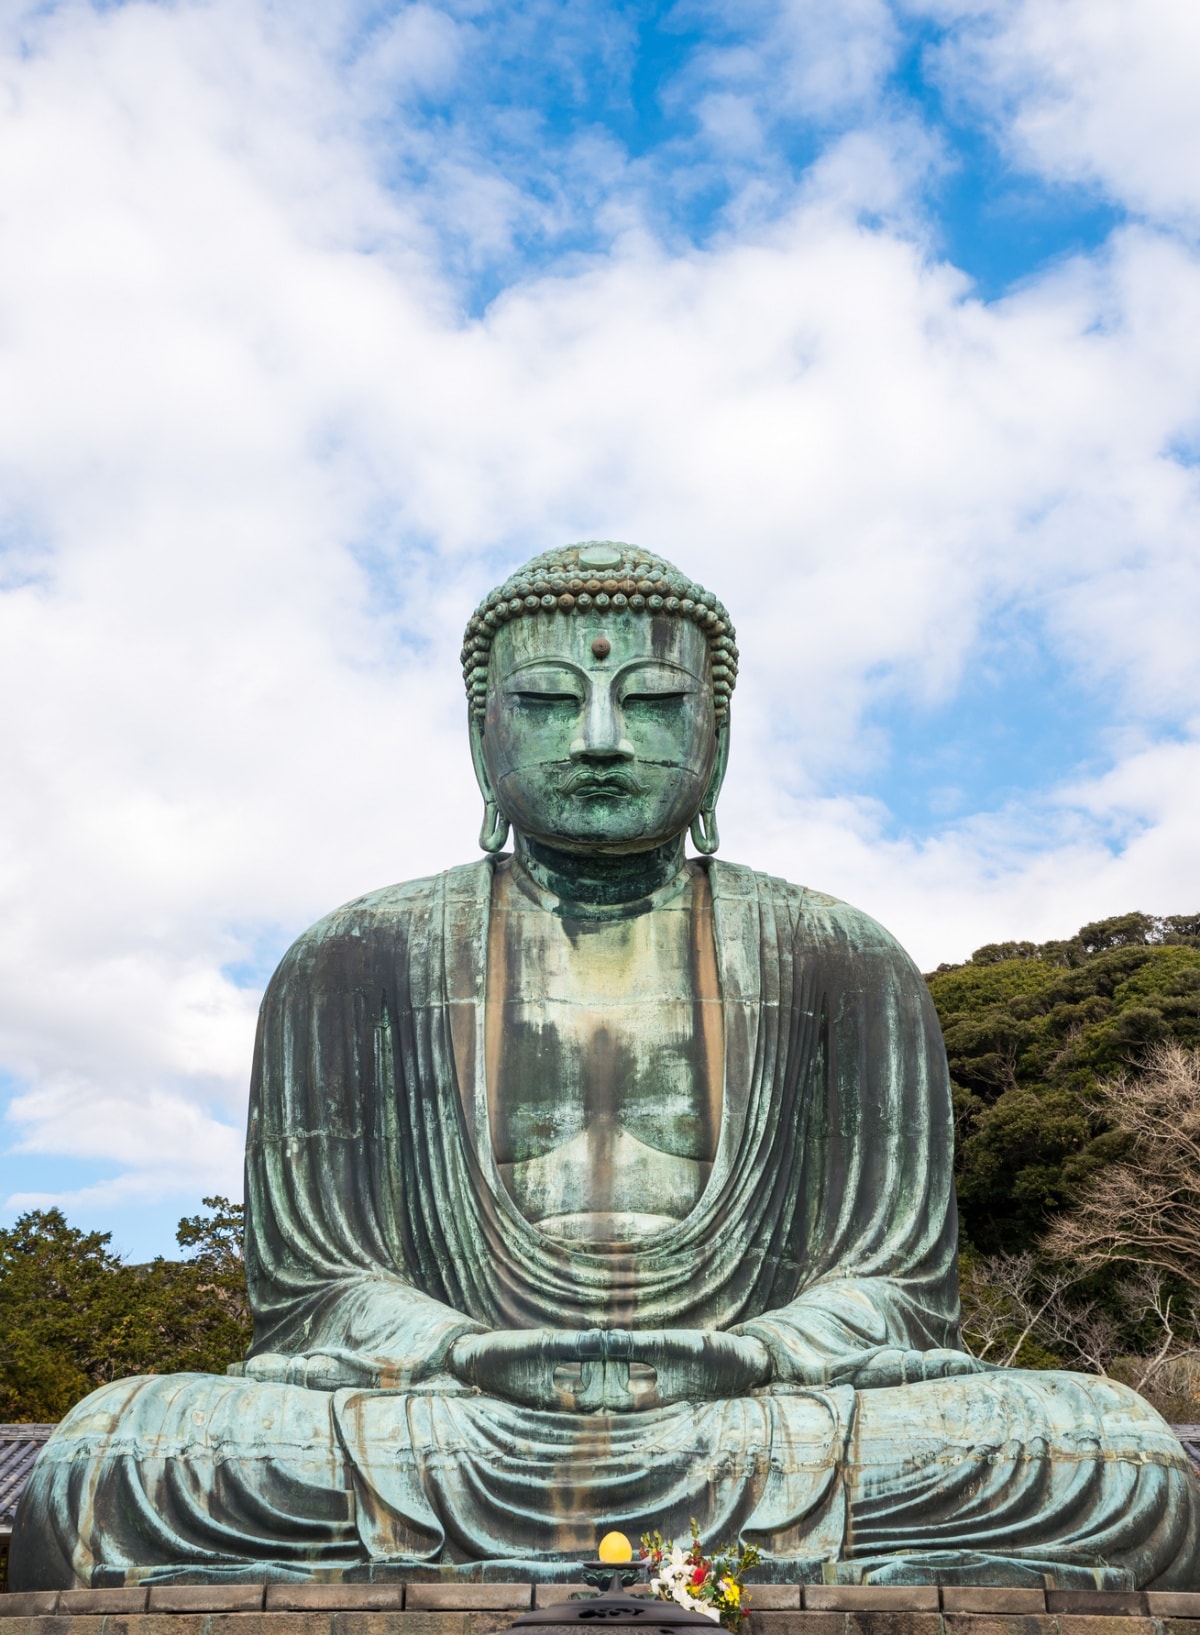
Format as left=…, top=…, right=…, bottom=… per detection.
left=514, top=1561, right=718, bottom=1628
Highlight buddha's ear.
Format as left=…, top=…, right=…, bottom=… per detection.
left=467, top=709, right=510, bottom=856
left=468, top=711, right=495, bottom=804
left=691, top=718, right=730, bottom=856
left=705, top=718, right=731, bottom=807
left=469, top=710, right=510, bottom=853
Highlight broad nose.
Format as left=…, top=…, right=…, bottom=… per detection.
left=569, top=684, right=635, bottom=761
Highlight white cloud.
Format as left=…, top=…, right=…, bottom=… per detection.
left=1, top=0, right=1198, bottom=1239
left=727, top=731, right=1200, bottom=975
left=686, top=0, right=901, bottom=125
left=921, top=0, right=1200, bottom=231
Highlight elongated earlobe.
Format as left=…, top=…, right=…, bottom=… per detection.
left=690, top=805, right=720, bottom=855
left=479, top=800, right=510, bottom=854
left=470, top=710, right=509, bottom=853
left=690, top=720, right=728, bottom=855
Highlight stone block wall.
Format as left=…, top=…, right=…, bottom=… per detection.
left=4, top=1582, right=1200, bottom=1635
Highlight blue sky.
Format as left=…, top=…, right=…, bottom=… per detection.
left=1, top=0, right=1198, bottom=1258
left=384, top=4, right=1125, bottom=299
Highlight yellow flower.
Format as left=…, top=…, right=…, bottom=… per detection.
left=719, top=1580, right=740, bottom=1605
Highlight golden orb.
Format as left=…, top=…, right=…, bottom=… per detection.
left=598, top=1530, right=633, bottom=1564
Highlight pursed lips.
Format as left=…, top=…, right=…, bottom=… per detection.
left=557, top=766, right=648, bottom=798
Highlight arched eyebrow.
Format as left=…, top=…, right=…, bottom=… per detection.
left=617, top=659, right=703, bottom=693
left=499, top=658, right=586, bottom=690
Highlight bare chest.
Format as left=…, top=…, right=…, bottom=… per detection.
left=484, top=864, right=724, bottom=1243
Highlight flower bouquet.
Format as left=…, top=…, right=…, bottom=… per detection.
left=640, top=1520, right=761, bottom=1629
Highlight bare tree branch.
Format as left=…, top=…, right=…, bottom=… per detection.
left=1043, top=1045, right=1200, bottom=1292
left=959, top=1251, right=1085, bottom=1368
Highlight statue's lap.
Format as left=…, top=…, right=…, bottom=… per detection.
left=16, top=1363, right=1196, bottom=1586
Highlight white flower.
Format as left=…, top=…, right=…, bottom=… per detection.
left=666, top=1585, right=718, bottom=1621
left=648, top=1544, right=720, bottom=1623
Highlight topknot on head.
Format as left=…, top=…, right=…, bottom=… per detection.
left=460, top=541, right=739, bottom=722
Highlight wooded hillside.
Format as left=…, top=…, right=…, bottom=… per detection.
left=931, top=911, right=1200, bottom=1253
left=930, top=912, right=1200, bottom=1411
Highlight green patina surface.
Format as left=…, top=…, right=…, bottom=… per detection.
left=10, top=543, right=1200, bottom=1591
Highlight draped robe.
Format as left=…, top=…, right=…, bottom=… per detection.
left=11, top=860, right=1200, bottom=1589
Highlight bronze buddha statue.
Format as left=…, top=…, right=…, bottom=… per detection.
left=13, top=541, right=1199, bottom=1590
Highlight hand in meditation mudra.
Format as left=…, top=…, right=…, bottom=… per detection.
left=13, top=543, right=1200, bottom=1590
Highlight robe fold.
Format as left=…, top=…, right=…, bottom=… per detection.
left=11, top=859, right=1200, bottom=1590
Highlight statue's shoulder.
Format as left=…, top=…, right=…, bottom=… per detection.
left=711, top=858, right=918, bottom=969
left=278, top=860, right=491, bottom=965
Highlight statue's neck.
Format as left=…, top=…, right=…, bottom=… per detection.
left=513, top=834, right=690, bottom=910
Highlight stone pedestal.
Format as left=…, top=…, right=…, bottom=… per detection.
left=5, top=1583, right=1200, bottom=1635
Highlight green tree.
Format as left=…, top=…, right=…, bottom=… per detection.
left=927, top=912, right=1200, bottom=1255
left=0, top=1210, right=132, bottom=1420
left=0, top=1196, right=250, bottom=1422
left=109, top=1196, right=251, bottom=1382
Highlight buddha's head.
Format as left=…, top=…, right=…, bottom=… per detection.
left=461, top=542, right=738, bottom=858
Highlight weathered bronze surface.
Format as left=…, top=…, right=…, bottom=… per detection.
left=11, top=542, right=1200, bottom=1589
